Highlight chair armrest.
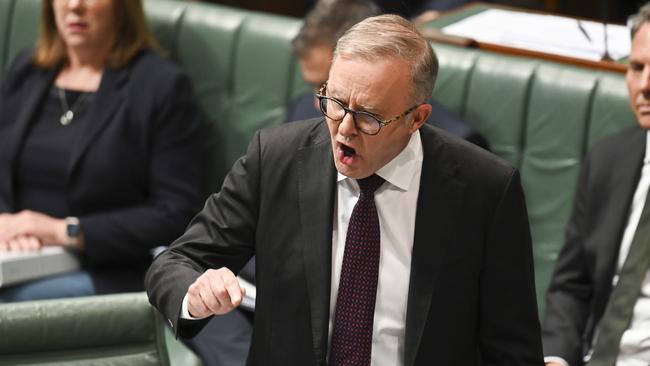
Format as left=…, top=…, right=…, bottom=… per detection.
left=0, top=292, right=170, bottom=366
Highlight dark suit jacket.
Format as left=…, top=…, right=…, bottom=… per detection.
left=287, top=92, right=490, bottom=150
left=542, top=126, right=646, bottom=366
left=146, top=119, right=543, bottom=366
left=0, top=49, right=210, bottom=293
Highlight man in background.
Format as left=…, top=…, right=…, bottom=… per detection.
left=543, top=3, right=650, bottom=365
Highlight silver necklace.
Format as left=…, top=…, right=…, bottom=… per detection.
left=57, top=87, right=87, bottom=126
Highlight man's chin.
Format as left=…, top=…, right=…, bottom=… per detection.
left=335, top=166, right=376, bottom=180
left=334, top=161, right=365, bottom=180
left=638, top=115, right=650, bottom=130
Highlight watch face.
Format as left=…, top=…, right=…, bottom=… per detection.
left=67, top=223, right=80, bottom=238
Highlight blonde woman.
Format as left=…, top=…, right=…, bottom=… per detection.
left=0, top=0, right=209, bottom=301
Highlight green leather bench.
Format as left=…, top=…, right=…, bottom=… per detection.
left=430, top=43, right=635, bottom=310
left=0, top=293, right=170, bottom=365
left=142, top=0, right=310, bottom=185
left=0, top=0, right=637, bottom=350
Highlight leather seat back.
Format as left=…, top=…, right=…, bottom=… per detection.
left=0, top=293, right=170, bottom=365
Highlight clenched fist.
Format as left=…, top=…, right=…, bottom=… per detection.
left=187, top=267, right=246, bottom=318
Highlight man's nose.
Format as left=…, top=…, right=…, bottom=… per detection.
left=338, top=112, right=358, bottom=137
left=640, top=66, right=650, bottom=91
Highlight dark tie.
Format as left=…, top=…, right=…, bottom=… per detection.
left=329, top=174, right=385, bottom=366
left=589, top=186, right=650, bottom=366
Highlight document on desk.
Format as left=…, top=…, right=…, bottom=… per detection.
left=0, top=247, right=80, bottom=287
left=442, top=9, right=630, bottom=61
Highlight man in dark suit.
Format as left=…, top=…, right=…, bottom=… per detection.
left=542, top=4, right=650, bottom=366
left=146, top=14, right=542, bottom=365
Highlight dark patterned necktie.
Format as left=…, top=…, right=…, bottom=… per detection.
left=330, top=174, right=385, bottom=366
left=589, top=187, right=650, bottom=366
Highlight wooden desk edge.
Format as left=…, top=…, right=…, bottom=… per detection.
left=422, top=3, right=628, bottom=74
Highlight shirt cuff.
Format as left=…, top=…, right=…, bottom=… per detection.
left=180, top=292, right=210, bottom=320
left=238, top=276, right=256, bottom=311
left=544, top=356, right=569, bottom=366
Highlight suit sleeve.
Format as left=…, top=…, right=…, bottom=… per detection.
left=145, top=130, right=262, bottom=338
left=541, top=155, right=594, bottom=366
left=479, top=169, right=545, bottom=365
left=0, top=49, right=38, bottom=212
left=78, top=71, right=211, bottom=266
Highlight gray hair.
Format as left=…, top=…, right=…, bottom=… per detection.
left=334, top=14, right=438, bottom=104
left=630, top=2, right=650, bottom=39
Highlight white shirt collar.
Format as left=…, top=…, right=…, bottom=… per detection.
left=336, top=130, right=423, bottom=192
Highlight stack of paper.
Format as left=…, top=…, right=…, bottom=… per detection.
left=442, top=9, right=630, bottom=61
left=0, top=247, right=80, bottom=287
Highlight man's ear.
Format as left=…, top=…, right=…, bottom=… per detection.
left=409, top=103, right=432, bottom=133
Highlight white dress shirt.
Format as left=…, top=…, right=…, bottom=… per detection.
left=328, top=130, right=423, bottom=366
left=614, top=131, right=650, bottom=366
left=547, top=131, right=650, bottom=366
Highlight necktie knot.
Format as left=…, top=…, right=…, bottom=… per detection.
left=357, top=174, right=385, bottom=195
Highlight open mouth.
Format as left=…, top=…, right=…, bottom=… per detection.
left=341, top=144, right=356, bottom=157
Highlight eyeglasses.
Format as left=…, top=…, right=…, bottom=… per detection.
left=316, top=82, right=420, bottom=136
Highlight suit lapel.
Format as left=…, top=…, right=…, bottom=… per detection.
left=0, top=66, right=57, bottom=209
left=66, top=64, right=127, bottom=176
left=595, top=128, right=646, bottom=317
left=404, top=126, right=466, bottom=366
left=298, top=122, right=336, bottom=364
left=0, top=59, right=128, bottom=208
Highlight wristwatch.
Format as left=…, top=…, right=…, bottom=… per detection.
left=65, top=216, right=81, bottom=247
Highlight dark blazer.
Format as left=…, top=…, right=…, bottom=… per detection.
left=287, top=92, right=490, bottom=150
left=146, top=119, right=543, bottom=366
left=542, top=126, right=646, bottom=366
left=0, top=49, right=211, bottom=293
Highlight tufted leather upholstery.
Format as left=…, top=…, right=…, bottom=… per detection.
left=432, top=42, right=635, bottom=308
left=0, top=293, right=171, bottom=365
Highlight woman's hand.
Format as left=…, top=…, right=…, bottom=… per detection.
left=0, top=234, right=42, bottom=252
left=0, top=210, right=67, bottom=248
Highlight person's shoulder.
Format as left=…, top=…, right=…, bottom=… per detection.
left=427, top=100, right=490, bottom=150
left=1, top=48, right=41, bottom=90
left=6, top=48, right=36, bottom=70
left=257, top=118, right=328, bottom=152
left=589, top=125, right=643, bottom=155
left=120, top=49, right=197, bottom=105
left=128, top=48, right=176, bottom=69
left=420, top=124, right=515, bottom=189
left=422, top=124, right=508, bottom=168
left=286, top=92, right=321, bottom=123
left=261, top=117, right=325, bottom=141
left=126, top=49, right=187, bottom=84
left=579, top=124, right=644, bottom=173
